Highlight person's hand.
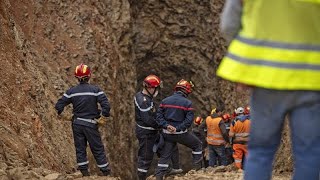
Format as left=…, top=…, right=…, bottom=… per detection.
left=57, top=114, right=71, bottom=121
left=97, top=116, right=107, bottom=126
left=167, top=125, right=176, bottom=133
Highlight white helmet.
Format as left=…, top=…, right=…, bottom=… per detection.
left=235, top=107, right=244, bottom=115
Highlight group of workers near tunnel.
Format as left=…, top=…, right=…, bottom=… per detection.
left=134, top=74, right=251, bottom=180
left=53, top=0, right=320, bottom=179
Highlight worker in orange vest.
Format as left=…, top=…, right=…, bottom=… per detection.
left=200, top=107, right=230, bottom=167
left=229, top=107, right=251, bottom=169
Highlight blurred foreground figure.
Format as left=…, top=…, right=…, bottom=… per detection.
left=219, top=0, right=320, bottom=180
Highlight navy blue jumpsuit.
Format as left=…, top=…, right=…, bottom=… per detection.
left=155, top=92, right=202, bottom=177
left=55, top=82, right=110, bottom=172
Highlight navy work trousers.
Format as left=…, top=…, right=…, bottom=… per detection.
left=137, top=134, right=180, bottom=180
left=72, top=124, right=109, bottom=171
left=155, top=132, right=202, bottom=177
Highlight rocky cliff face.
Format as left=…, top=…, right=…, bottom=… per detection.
left=0, top=0, right=291, bottom=179
left=0, top=0, right=135, bottom=179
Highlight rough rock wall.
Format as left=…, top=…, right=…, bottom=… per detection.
left=131, top=0, right=246, bottom=114
left=130, top=0, right=248, bottom=171
left=0, top=0, right=135, bottom=179
left=130, top=0, right=292, bottom=174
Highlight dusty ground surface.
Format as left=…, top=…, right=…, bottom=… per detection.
left=0, top=165, right=291, bottom=180
left=0, top=0, right=292, bottom=179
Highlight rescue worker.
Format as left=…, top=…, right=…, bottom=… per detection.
left=244, top=106, right=250, bottom=117
left=222, top=113, right=233, bottom=165
left=55, top=63, right=111, bottom=176
left=222, top=113, right=232, bottom=133
left=134, top=75, right=181, bottom=180
left=229, top=107, right=250, bottom=169
left=192, top=116, right=208, bottom=168
left=200, top=107, right=230, bottom=167
left=219, top=1, right=320, bottom=179
left=155, top=79, right=202, bottom=180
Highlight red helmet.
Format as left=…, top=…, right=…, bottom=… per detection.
left=75, top=63, right=91, bottom=78
left=143, top=75, right=162, bottom=88
left=222, top=113, right=231, bottom=122
left=174, top=79, right=194, bottom=94
left=244, top=106, right=251, bottom=115
left=194, top=116, right=203, bottom=125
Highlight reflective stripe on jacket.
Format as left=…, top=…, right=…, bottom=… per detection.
left=156, top=92, right=194, bottom=132
left=217, top=0, right=320, bottom=90
left=134, top=92, right=158, bottom=135
left=230, top=116, right=250, bottom=143
left=206, top=116, right=226, bottom=145
left=55, top=82, right=110, bottom=128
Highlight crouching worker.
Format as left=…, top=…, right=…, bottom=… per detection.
left=55, top=63, right=111, bottom=176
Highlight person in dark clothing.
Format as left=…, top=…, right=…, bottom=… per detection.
left=155, top=79, right=202, bottom=180
left=135, top=75, right=182, bottom=180
left=55, top=64, right=111, bottom=176
left=200, top=107, right=230, bottom=167
left=192, top=116, right=209, bottom=168
left=222, top=113, right=233, bottom=165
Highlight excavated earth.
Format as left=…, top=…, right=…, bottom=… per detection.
left=0, top=0, right=292, bottom=179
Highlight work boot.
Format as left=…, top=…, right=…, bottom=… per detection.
left=101, top=169, right=111, bottom=176
left=80, top=169, right=90, bottom=176
left=167, top=168, right=183, bottom=175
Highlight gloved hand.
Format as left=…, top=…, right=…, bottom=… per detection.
left=97, top=116, right=108, bottom=126
left=58, top=114, right=72, bottom=121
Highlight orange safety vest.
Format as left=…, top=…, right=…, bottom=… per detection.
left=230, top=118, right=250, bottom=143
left=206, top=116, right=226, bottom=145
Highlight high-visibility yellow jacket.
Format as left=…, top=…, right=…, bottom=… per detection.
left=217, top=0, right=320, bottom=90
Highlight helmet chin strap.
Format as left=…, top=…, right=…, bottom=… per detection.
left=145, top=87, right=158, bottom=98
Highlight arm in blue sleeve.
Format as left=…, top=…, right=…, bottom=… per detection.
left=176, top=104, right=194, bottom=132
left=156, top=105, right=168, bottom=129
left=97, top=89, right=111, bottom=117
left=220, top=0, right=242, bottom=44
left=55, top=91, right=72, bottom=115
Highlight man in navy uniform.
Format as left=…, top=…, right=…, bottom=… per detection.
left=55, top=63, right=111, bottom=176
left=135, top=75, right=182, bottom=180
left=155, top=79, right=202, bottom=180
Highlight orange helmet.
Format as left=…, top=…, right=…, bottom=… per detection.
left=244, top=106, right=251, bottom=115
left=143, top=75, right=162, bottom=88
left=222, top=113, right=231, bottom=122
left=194, top=116, right=203, bottom=125
left=174, top=79, right=194, bottom=94
left=75, top=63, right=91, bottom=79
